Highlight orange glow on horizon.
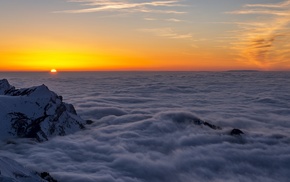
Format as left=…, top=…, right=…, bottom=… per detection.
left=0, top=40, right=286, bottom=71
left=0, top=53, right=261, bottom=72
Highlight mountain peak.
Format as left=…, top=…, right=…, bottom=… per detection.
left=0, top=79, right=85, bottom=142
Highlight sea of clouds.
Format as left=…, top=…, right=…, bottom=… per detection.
left=0, top=71, right=290, bottom=182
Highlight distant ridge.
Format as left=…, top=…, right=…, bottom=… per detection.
left=225, top=70, right=260, bottom=72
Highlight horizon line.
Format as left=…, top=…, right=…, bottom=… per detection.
left=0, top=70, right=289, bottom=73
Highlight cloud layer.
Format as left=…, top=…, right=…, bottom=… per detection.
left=1, top=72, right=290, bottom=182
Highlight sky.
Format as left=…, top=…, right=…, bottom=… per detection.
left=0, top=0, right=290, bottom=71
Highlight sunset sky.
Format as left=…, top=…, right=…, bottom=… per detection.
left=1, top=0, right=290, bottom=71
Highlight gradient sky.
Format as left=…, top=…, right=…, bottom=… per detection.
left=1, top=0, right=290, bottom=71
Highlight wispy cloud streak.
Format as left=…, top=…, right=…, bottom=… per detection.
left=57, top=0, right=185, bottom=14
left=227, top=10, right=289, bottom=16
left=139, top=28, right=192, bottom=39
left=228, top=0, right=290, bottom=69
left=57, top=0, right=192, bottom=43
left=245, top=1, right=290, bottom=8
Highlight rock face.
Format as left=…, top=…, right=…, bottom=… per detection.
left=0, top=79, right=85, bottom=142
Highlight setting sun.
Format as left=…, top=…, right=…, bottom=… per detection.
left=50, top=69, right=57, bottom=73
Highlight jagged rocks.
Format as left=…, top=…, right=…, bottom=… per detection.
left=0, top=79, right=85, bottom=142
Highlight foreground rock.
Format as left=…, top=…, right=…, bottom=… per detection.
left=0, top=79, right=85, bottom=142
left=0, top=156, right=57, bottom=182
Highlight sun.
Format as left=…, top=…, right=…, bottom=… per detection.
left=50, top=69, right=57, bottom=73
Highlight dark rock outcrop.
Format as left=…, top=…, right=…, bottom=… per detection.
left=40, top=172, right=58, bottom=182
left=204, top=121, right=222, bottom=130
left=86, top=119, right=94, bottom=125
left=230, top=128, right=244, bottom=136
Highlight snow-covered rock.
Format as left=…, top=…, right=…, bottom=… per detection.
left=0, top=79, right=14, bottom=95
left=0, top=156, right=47, bottom=182
left=0, top=79, right=85, bottom=142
